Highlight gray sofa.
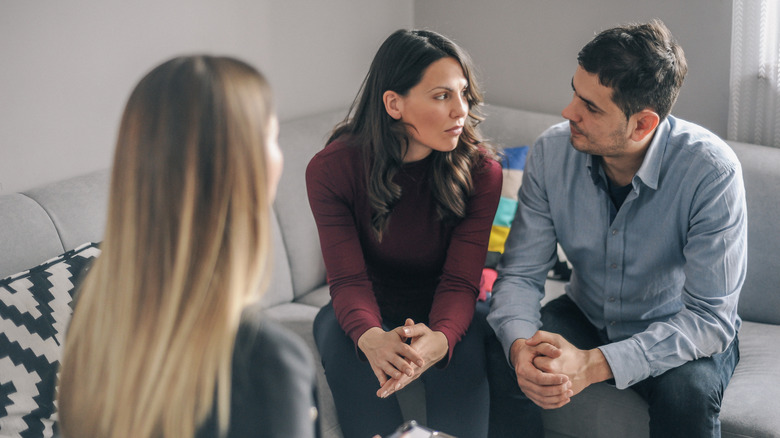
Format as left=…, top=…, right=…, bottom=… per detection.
left=1, top=104, right=778, bottom=438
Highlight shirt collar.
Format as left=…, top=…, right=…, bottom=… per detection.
left=634, top=116, right=672, bottom=190
left=584, top=116, right=672, bottom=191
left=586, top=153, right=602, bottom=186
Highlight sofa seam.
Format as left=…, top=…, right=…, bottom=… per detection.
left=19, top=192, right=66, bottom=253
left=272, top=206, right=303, bottom=301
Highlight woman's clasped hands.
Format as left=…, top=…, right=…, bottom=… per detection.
left=356, top=319, right=449, bottom=399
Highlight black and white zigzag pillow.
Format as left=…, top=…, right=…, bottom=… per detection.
left=0, top=242, right=101, bottom=438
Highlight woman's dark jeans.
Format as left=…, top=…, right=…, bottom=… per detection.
left=315, top=301, right=492, bottom=438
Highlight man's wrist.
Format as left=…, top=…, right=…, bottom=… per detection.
left=509, top=338, right=528, bottom=368
left=586, top=348, right=614, bottom=384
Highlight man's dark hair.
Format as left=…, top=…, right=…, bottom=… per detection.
left=577, top=19, right=687, bottom=120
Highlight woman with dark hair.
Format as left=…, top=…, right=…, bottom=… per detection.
left=306, top=29, right=502, bottom=437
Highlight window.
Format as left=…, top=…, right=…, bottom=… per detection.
left=728, top=0, right=780, bottom=148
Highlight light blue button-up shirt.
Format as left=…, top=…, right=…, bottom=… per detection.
left=488, top=116, right=747, bottom=389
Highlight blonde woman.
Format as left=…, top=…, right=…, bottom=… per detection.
left=57, top=55, right=318, bottom=438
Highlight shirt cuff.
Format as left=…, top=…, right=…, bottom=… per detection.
left=598, top=338, right=651, bottom=389
left=494, top=319, right=538, bottom=366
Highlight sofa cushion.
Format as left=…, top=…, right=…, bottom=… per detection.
left=293, top=284, right=332, bottom=310
left=542, top=381, right=649, bottom=438
left=479, top=104, right=564, bottom=150
left=0, top=242, right=100, bottom=437
left=729, top=141, right=780, bottom=325
left=0, top=194, right=64, bottom=279
left=274, top=110, right=345, bottom=301
left=23, top=169, right=110, bottom=253
left=259, top=212, right=295, bottom=309
left=720, top=321, right=780, bottom=437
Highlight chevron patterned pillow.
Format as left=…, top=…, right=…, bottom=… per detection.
left=0, top=242, right=101, bottom=438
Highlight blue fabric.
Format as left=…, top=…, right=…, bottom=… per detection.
left=488, top=116, right=748, bottom=389
left=500, top=146, right=529, bottom=170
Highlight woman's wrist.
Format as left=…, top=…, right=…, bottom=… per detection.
left=357, top=326, right=384, bottom=352
left=432, top=330, right=449, bottom=362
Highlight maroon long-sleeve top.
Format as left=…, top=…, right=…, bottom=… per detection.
left=306, top=137, right=502, bottom=361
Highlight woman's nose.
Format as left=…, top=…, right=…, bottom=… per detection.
left=452, top=94, right=468, bottom=118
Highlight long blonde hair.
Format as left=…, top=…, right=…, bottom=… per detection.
left=58, top=55, right=276, bottom=438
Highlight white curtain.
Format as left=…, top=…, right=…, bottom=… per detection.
left=729, top=0, right=780, bottom=148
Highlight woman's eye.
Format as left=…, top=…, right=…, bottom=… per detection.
left=434, top=93, right=447, bottom=100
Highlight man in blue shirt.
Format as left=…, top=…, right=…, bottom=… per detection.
left=487, top=20, right=746, bottom=438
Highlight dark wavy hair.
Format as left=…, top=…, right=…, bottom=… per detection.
left=329, top=29, right=495, bottom=240
left=578, top=19, right=687, bottom=121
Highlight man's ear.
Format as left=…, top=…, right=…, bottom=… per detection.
left=630, top=109, right=660, bottom=142
left=383, top=90, right=403, bottom=120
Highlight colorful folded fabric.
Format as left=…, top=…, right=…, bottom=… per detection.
left=488, top=145, right=529, bottom=255
left=480, top=146, right=528, bottom=299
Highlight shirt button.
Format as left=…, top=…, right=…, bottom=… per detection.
left=611, top=263, right=617, bottom=269
left=610, top=321, right=617, bottom=326
left=612, top=229, right=618, bottom=235
left=608, top=297, right=616, bottom=302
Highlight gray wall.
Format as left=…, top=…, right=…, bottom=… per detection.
left=0, top=0, right=412, bottom=195
left=1, top=0, right=735, bottom=195
left=414, top=0, right=732, bottom=139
